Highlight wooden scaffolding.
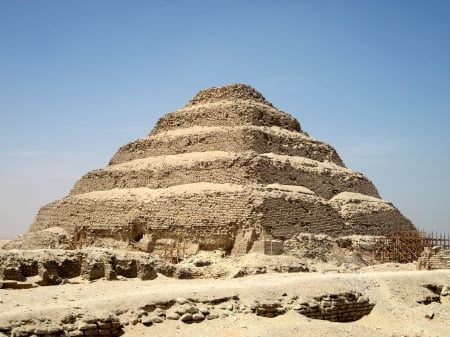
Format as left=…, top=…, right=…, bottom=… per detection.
left=373, top=230, right=450, bottom=263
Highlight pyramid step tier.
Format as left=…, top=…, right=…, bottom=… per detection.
left=329, top=192, right=416, bottom=235
left=28, top=184, right=414, bottom=252
left=150, top=99, right=301, bottom=136
left=185, top=83, right=273, bottom=107
left=72, top=151, right=380, bottom=200
left=110, top=125, right=345, bottom=167
left=30, top=183, right=346, bottom=252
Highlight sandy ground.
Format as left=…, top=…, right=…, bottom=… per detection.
left=1, top=267, right=450, bottom=337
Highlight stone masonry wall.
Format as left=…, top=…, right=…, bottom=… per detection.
left=150, top=100, right=301, bottom=135
left=71, top=153, right=378, bottom=200
left=335, top=208, right=416, bottom=235
left=23, top=184, right=410, bottom=253
left=28, top=191, right=258, bottom=252
left=293, top=292, right=375, bottom=322
left=255, top=154, right=378, bottom=199
left=417, top=246, right=450, bottom=270
left=259, top=198, right=348, bottom=239
left=25, top=185, right=368, bottom=253
left=71, top=155, right=253, bottom=195
left=109, top=126, right=345, bottom=166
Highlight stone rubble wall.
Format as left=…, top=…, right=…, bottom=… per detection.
left=0, top=314, right=122, bottom=337
left=0, top=249, right=168, bottom=284
left=417, top=246, right=450, bottom=270
left=0, top=291, right=375, bottom=337
left=150, top=100, right=301, bottom=135
left=109, top=126, right=345, bottom=167
left=1, top=229, right=70, bottom=250
left=293, top=292, right=375, bottom=322
left=71, top=152, right=378, bottom=200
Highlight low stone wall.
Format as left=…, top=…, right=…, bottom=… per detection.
left=0, top=292, right=374, bottom=336
left=0, top=250, right=168, bottom=284
left=293, top=292, right=375, bottom=322
left=417, top=246, right=450, bottom=270
left=0, top=314, right=122, bottom=337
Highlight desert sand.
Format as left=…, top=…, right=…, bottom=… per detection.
left=1, top=260, right=449, bottom=337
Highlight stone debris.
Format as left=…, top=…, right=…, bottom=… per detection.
left=0, top=314, right=122, bottom=337
left=0, top=291, right=377, bottom=337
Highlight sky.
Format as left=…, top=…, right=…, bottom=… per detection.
left=1, top=0, right=449, bottom=237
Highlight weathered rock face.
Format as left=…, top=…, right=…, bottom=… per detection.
left=0, top=249, right=165, bottom=284
left=5, top=84, right=417, bottom=253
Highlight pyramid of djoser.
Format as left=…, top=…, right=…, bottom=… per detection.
left=8, top=84, right=416, bottom=253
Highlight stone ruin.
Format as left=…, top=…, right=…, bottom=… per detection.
left=417, top=246, right=450, bottom=270
left=5, top=84, right=417, bottom=256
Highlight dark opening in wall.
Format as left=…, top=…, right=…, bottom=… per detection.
left=133, top=232, right=144, bottom=242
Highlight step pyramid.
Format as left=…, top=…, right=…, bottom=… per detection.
left=8, top=84, right=416, bottom=254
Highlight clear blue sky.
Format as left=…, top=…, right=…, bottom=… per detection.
left=1, top=1, right=449, bottom=237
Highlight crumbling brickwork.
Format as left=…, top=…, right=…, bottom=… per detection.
left=417, top=246, right=450, bottom=270
left=72, top=152, right=378, bottom=199
left=294, top=292, right=375, bottom=322
left=109, top=126, right=345, bottom=166
left=150, top=100, right=301, bottom=135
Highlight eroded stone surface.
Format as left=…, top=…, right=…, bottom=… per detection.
left=5, top=83, right=416, bottom=253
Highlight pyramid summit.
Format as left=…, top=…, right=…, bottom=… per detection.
left=6, top=84, right=416, bottom=253
left=186, top=83, right=274, bottom=107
